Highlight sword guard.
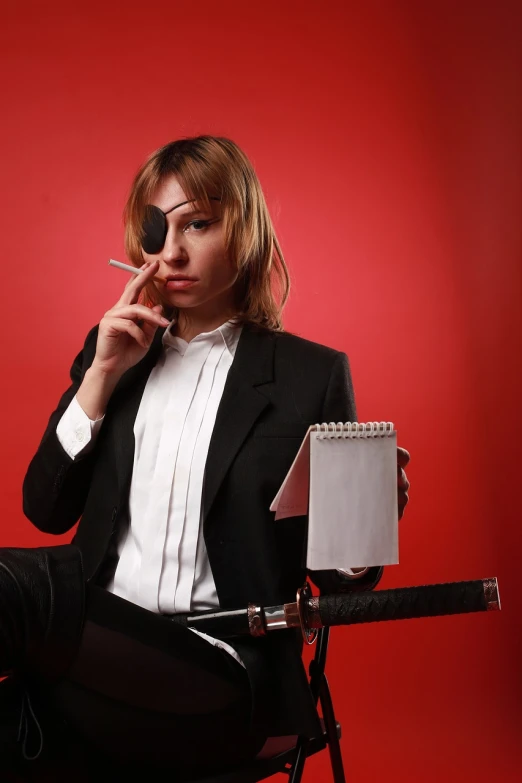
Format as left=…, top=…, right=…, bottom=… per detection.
left=247, top=604, right=266, bottom=636
left=297, top=582, right=318, bottom=645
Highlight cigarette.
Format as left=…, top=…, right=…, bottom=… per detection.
left=108, top=258, right=165, bottom=283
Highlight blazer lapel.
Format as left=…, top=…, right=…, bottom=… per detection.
left=111, top=327, right=166, bottom=497
left=203, top=324, right=275, bottom=524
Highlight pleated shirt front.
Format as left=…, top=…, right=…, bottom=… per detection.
left=108, top=319, right=242, bottom=614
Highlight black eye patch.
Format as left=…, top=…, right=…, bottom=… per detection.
left=141, top=205, right=168, bottom=255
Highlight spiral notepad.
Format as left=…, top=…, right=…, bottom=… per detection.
left=270, top=422, right=398, bottom=570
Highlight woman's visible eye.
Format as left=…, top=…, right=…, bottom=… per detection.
left=184, top=219, right=215, bottom=232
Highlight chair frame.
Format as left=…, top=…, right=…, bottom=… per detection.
left=287, top=626, right=346, bottom=783
left=195, top=626, right=346, bottom=783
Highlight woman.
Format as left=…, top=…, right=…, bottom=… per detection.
left=2, top=136, right=410, bottom=780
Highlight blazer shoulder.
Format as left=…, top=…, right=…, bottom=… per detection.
left=264, top=329, right=356, bottom=421
left=274, top=329, right=346, bottom=365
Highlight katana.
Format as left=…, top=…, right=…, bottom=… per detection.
left=169, top=577, right=500, bottom=643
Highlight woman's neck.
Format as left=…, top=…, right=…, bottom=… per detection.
left=173, top=309, right=238, bottom=343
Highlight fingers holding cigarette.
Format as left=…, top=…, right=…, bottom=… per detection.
left=85, top=259, right=171, bottom=380
left=106, top=303, right=169, bottom=344
left=101, top=311, right=166, bottom=351
left=110, top=259, right=164, bottom=308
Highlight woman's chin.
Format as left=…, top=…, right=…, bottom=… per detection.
left=162, top=292, right=200, bottom=309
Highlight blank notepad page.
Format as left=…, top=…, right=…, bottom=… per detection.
left=307, top=424, right=398, bottom=570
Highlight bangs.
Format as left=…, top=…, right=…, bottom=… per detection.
left=154, top=141, right=224, bottom=214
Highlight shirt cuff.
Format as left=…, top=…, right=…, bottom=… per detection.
left=56, top=395, right=104, bottom=460
left=336, top=567, right=370, bottom=579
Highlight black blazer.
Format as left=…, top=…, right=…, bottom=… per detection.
left=23, top=322, right=382, bottom=738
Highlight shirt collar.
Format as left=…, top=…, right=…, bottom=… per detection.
left=162, top=318, right=242, bottom=358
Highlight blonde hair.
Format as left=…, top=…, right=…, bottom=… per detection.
left=123, top=136, right=290, bottom=331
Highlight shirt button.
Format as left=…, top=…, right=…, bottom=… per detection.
left=76, top=429, right=84, bottom=442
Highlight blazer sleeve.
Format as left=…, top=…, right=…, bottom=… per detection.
left=22, top=325, right=100, bottom=535
left=307, top=351, right=384, bottom=594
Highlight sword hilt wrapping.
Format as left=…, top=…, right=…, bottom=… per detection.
left=309, top=578, right=500, bottom=628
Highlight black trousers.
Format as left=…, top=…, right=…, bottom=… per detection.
left=3, top=585, right=266, bottom=782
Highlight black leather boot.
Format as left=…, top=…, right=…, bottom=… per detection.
left=0, top=545, right=85, bottom=679
left=0, top=545, right=85, bottom=762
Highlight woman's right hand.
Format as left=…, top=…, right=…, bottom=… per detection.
left=91, top=260, right=170, bottom=381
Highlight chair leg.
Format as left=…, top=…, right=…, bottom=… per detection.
left=319, top=675, right=346, bottom=783
left=287, top=736, right=308, bottom=783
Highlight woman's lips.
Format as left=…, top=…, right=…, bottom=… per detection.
left=165, top=279, right=197, bottom=290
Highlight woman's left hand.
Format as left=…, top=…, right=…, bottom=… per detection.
left=397, top=447, right=410, bottom=520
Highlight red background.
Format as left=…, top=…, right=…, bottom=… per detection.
left=1, top=1, right=521, bottom=780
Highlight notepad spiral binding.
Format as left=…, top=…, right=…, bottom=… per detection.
left=313, top=422, right=394, bottom=439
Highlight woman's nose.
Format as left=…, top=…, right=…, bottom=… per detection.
left=161, top=227, right=188, bottom=264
